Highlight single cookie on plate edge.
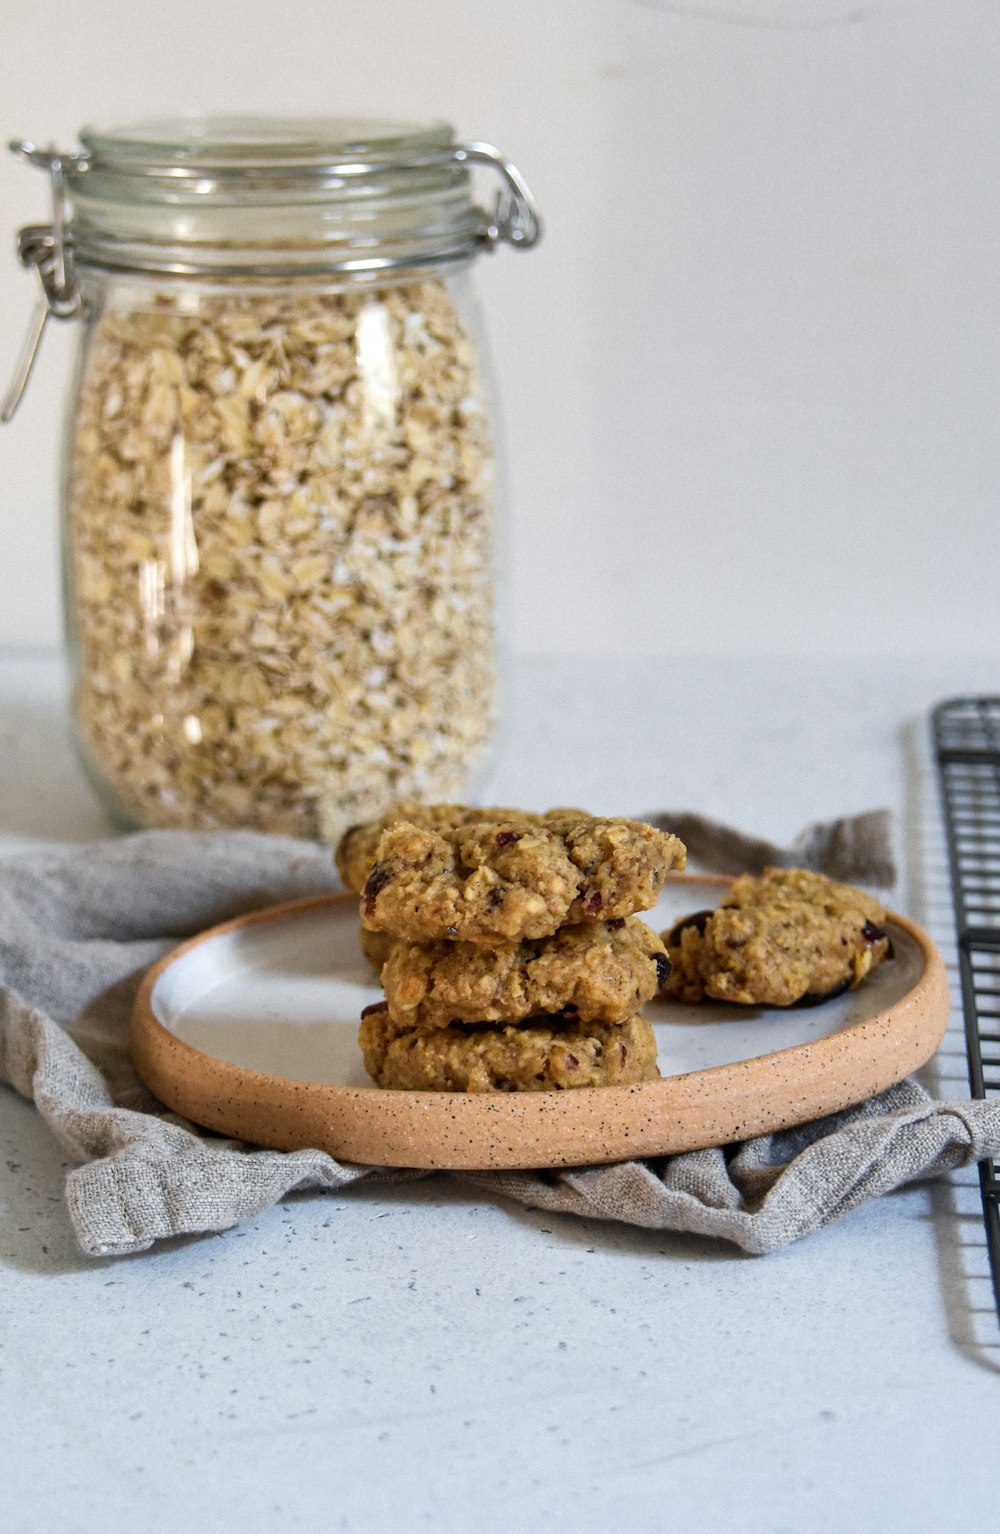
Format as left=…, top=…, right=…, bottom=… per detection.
left=359, top=1004, right=660, bottom=1092
left=359, top=813, right=686, bottom=944
left=380, top=917, right=670, bottom=1029
left=662, top=866, right=894, bottom=1008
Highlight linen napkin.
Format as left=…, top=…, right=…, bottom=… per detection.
left=2, top=821, right=996, bottom=1260
left=643, top=807, right=897, bottom=886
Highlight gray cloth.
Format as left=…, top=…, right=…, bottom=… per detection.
left=2, top=824, right=994, bottom=1260
left=644, top=807, right=897, bottom=886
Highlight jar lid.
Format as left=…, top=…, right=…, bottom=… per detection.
left=1, top=119, right=540, bottom=418
left=78, top=114, right=457, bottom=176
left=42, top=115, right=540, bottom=277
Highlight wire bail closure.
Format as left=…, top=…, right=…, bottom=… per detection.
left=450, top=142, right=541, bottom=250
left=1, top=134, right=540, bottom=422
left=2, top=141, right=86, bottom=422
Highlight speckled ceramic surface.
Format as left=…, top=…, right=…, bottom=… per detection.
left=130, top=878, right=951, bottom=1170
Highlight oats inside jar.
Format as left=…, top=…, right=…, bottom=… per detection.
left=65, top=279, right=497, bottom=840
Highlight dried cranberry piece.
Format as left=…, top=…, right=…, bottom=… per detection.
left=360, top=1000, right=389, bottom=1019
left=565, top=1053, right=580, bottom=1069
left=582, top=891, right=603, bottom=916
left=605, top=917, right=626, bottom=931
left=861, top=920, right=894, bottom=959
left=362, top=864, right=392, bottom=913
left=654, top=953, right=672, bottom=990
left=495, top=829, right=521, bottom=847
left=667, top=910, right=712, bottom=944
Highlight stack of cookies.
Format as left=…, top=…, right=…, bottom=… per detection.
left=335, top=804, right=687, bottom=1092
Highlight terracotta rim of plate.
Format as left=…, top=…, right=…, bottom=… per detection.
left=130, top=885, right=952, bottom=1171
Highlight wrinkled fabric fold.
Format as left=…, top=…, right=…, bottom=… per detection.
left=1, top=824, right=987, bottom=1261
left=643, top=807, right=896, bottom=886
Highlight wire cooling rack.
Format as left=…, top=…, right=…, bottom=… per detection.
left=932, top=697, right=1000, bottom=1323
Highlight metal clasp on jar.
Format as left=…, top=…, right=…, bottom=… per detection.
left=2, top=141, right=87, bottom=422
left=449, top=142, right=542, bottom=250
left=1, top=134, right=541, bottom=421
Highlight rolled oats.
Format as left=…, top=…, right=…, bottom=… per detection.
left=65, top=279, right=497, bottom=840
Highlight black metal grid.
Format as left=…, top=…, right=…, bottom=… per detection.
left=932, top=696, right=1000, bottom=1323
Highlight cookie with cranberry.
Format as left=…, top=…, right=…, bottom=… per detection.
left=662, top=866, right=893, bottom=1007
left=381, top=916, right=669, bottom=1029
left=335, top=803, right=560, bottom=893
left=359, top=1005, right=660, bottom=1092
left=360, top=813, right=686, bottom=944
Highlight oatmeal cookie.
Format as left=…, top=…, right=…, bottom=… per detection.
left=336, top=803, right=562, bottom=893
left=662, top=867, right=893, bottom=1007
left=359, top=926, right=397, bottom=975
left=359, top=1004, right=660, bottom=1092
left=380, top=917, right=670, bottom=1028
left=360, top=814, right=686, bottom=944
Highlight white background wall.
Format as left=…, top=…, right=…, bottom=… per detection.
left=1, top=0, right=998, bottom=658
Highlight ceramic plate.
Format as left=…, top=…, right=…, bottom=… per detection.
left=131, top=878, right=950, bottom=1170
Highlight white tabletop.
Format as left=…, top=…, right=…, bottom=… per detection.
left=2, top=648, right=999, bottom=1534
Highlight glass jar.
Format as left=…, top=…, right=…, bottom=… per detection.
left=3, top=118, right=540, bottom=840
